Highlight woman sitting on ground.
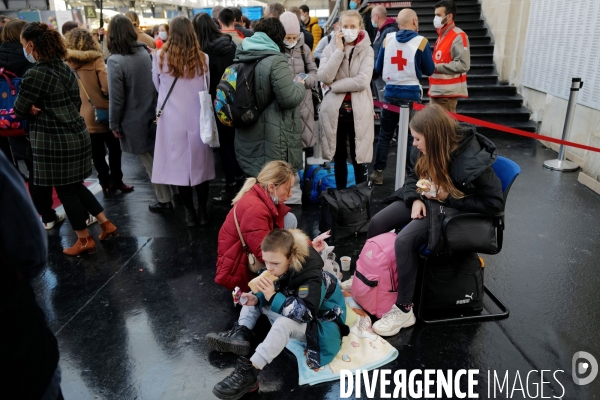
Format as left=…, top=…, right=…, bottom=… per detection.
left=366, top=104, right=505, bottom=337
left=215, top=161, right=298, bottom=292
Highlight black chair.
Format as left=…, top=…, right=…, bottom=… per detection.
left=416, top=156, right=521, bottom=324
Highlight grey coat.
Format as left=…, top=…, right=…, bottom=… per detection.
left=107, top=43, right=157, bottom=154
left=284, top=33, right=318, bottom=148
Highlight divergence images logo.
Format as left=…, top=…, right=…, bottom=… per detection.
left=572, top=351, right=598, bottom=385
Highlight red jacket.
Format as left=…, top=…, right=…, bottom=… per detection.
left=215, top=184, right=290, bottom=291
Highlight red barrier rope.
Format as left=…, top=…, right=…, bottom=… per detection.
left=373, top=100, right=600, bottom=154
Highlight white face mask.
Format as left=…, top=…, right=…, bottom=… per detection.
left=284, top=40, right=298, bottom=49
left=301, top=14, right=307, bottom=22
left=433, top=16, right=445, bottom=29
left=342, top=28, right=359, bottom=43
left=158, top=31, right=168, bottom=41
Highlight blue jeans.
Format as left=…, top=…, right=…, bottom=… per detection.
left=373, top=97, right=415, bottom=171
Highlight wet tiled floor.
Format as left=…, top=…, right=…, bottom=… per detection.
left=30, top=131, right=600, bottom=399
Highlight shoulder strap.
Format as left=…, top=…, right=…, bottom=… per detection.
left=155, top=77, right=178, bottom=121
left=233, top=206, right=249, bottom=252
left=73, top=69, right=94, bottom=107
left=300, top=46, right=308, bottom=74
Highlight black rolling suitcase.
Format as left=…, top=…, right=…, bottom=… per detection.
left=417, top=251, right=485, bottom=313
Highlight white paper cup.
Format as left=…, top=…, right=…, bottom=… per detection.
left=340, top=256, right=351, bottom=271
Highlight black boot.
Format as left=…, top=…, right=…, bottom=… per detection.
left=212, top=357, right=259, bottom=400
left=213, top=182, right=237, bottom=203
left=196, top=182, right=210, bottom=225
left=205, top=322, right=253, bottom=356
left=185, top=206, right=197, bottom=227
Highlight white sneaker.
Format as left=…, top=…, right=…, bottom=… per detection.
left=372, top=305, right=416, bottom=337
left=86, top=215, right=98, bottom=226
left=43, top=213, right=65, bottom=230
left=340, top=276, right=354, bottom=291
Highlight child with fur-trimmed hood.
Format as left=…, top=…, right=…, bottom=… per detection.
left=207, top=229, right=347, bottom=399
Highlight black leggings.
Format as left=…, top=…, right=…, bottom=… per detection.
left=216, top=123, right=243, bottom=184
left=178, top=181, right=209, bottom=210
left=334, top=118, right=367, bottom=189
left=90, top=132, right=123, bottom=187
left=55, top=182, right=104, bottom=231
left=367, top=201, right=429, bottom=304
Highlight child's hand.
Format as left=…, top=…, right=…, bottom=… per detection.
left=255, top=276, right=276, bottom=301
left=312, top=230, right=331, bottom=253
left=241, top=293, right=258, bottom=306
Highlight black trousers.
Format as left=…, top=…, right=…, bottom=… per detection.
left=90, top=132, right=123, bottom=187
left=9, top=136, right=56, bottom=223
left=178, top=181, right=209, bottom=210
left=367, top=201, right=429, bottom=305
left=55, top=182, right=104, bottom=231
left=334, top=118, right=367, bottom=189
left=216, top=123, right=243, bottom=184
left=0, top=136, right=15, bottom=166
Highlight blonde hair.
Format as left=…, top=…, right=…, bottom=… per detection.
left=124, top=11, right=140, bottom=28
left=232, top=161, right=295, bottom=205
left=261, top=229, right=310, bottom=272
left=339, top=10, right=364, bottom=29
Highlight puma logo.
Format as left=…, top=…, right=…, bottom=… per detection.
left=465, top=293, right=474, bottom=300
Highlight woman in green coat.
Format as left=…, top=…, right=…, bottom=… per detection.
left=233, top=17, right=306, bottom=178
left=15, top=22, right=118, bottom=256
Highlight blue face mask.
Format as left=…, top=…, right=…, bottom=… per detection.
left=349, top=1, right=357, bottom=10
left=371, top=20, right=377, bottom=28
left=23, top=43, right=36, bottom=64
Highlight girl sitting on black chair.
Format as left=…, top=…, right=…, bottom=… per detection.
left=366, top=104, right=505, bottom=336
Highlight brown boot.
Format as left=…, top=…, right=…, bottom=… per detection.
left=98, top=220, right=119, bottom=241
left=63, top=236, right=96, bottom=256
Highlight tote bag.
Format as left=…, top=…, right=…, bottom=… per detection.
left=199, top=72, right=220, bottom=148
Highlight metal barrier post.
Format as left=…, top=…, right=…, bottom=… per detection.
left=543, top=78, right=583, bottom=171
left=395, top=104, right=410, bottom=190
left=306, top=120, right=325, bottom=165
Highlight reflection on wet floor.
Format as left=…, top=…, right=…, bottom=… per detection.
left=30, top=131, right=600, bottom=399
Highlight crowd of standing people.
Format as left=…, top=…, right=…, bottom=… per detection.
left=0, top=1, right=486, bottom=398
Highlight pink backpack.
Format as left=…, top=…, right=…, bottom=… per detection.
left=351, top=232, right=398, bottom=318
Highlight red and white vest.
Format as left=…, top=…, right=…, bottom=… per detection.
left=428, top=24, right=469, bottom=98
left=382, top=33, right=423, bottom=87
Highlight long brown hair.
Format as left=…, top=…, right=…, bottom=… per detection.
left=159, top=16, right=207, bottom=79
left=410, top=104, right=465, bottom=198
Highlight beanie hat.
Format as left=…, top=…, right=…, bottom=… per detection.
left=280, top=12, right=300, bottom=35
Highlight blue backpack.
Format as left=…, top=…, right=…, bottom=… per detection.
left=0, top=68, right=27, bottom=137
left=301, top=162, right=356, bottom=203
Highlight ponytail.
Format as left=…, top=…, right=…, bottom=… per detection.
left=231, top=161, right=295, bottom=205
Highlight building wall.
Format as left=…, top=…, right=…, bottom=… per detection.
left=481, top=0, right=600, bottom=189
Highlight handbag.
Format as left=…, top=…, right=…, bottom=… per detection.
left=73, top=70, right=109, bottom=124
left=425, top=199, right=500, bottom=256
left=233, top=206, right=265, bottom=274
left=199, top=72, right=220, bottom=148
left=319, top=182, right=373, bottom=242
left=148, top=77, right=178, bottom=140
left=0, top=68, right=27, bottom=137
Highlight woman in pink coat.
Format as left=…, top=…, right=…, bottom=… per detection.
left=152, top=16, right=215, bottom=226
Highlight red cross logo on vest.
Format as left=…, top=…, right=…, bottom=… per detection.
left=391, top=50, right=407, bottom=71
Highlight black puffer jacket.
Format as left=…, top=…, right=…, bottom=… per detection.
left=202, top=34, right=237, bottom=99
left=0, top=42, right=34, bottom=77
left=386, top=123, right=505, bottom=215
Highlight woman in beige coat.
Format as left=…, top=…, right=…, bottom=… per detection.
left=318, top=10, right=374, bottom=189
left=65, top=28, right=133, bottom=195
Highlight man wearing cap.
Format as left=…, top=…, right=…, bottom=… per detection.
left=370, top=8, right=434, bottom=185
